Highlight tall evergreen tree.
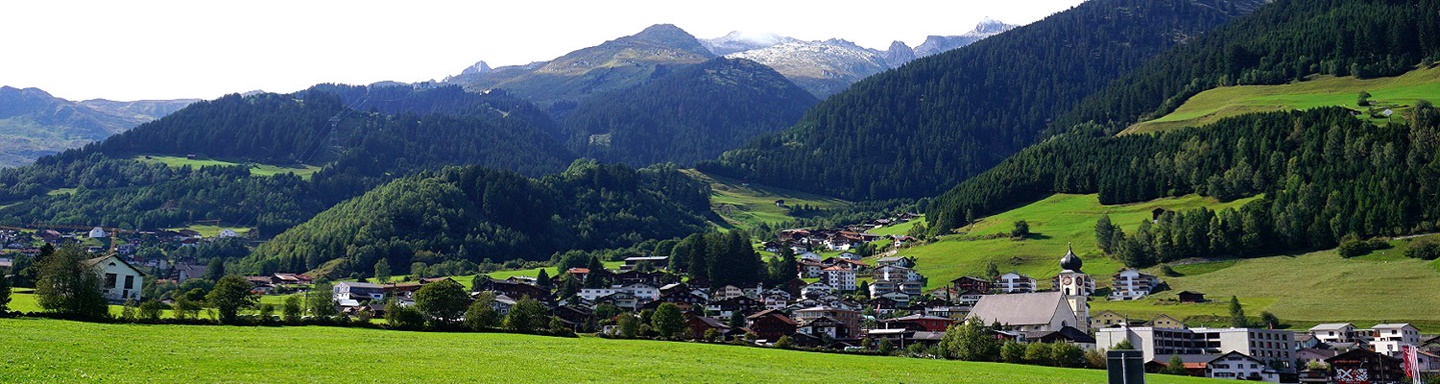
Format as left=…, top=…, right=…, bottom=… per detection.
left=1229, top=296, right=1248, bottom=328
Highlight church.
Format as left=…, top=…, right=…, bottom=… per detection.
left=967, top=245, right=1092, bottom=333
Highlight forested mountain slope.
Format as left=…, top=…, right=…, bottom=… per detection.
left=0, top=88, right=575, bottom=236
left=244, top=161, right=711, bottom=276
left=561, top=58, right=818, bottom=166
left=699, top=0, right=1264, bottom=201
left=1055, top=0, right=1440, bottom=135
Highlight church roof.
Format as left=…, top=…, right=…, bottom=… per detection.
left=968, top=291, right=1067, bottom=326
left=1060, top=244, right=1083, bottom=272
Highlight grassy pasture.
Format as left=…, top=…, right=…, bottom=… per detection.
left=1125, top=66, right=1440, bottom=134
left=683, top=169, right=850, bottom=230
left=0, top=318, right=1228, bottom=384
left=135, top=155, right=321, bottom=180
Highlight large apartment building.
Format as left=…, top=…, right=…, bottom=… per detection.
left=1097, top=326, right=1295, bottom=368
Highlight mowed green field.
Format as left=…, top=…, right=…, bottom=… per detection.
left=135, top=155, right=322, bottom=180
left=0, top=318, right=1226, bottom=384
left=894, top=194, right=1255, bottom=291
left=1125, top=66, right=1440, bottom=134
left=682, top=169, right=850, bottom=230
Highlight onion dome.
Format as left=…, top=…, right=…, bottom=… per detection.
left=1060, top=243, right=1082, bottom=272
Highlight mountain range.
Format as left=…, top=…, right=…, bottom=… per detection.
left=0, top=87, right=195, bottom=167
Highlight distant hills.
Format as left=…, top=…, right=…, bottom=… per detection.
left=0, top=86, right=195, bottom=167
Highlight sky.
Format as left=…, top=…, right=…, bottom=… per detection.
left=0, top=0, right=1086, bottom=101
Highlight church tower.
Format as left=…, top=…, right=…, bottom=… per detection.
left=1056, top=243, right=1093, bottom=331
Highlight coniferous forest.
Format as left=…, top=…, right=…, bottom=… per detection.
left=698, top=0, right=1264, bottom=201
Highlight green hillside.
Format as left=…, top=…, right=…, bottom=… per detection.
left=898, top=193, right=1440, bottom=331
left=1125, top=66, right=1440, bottom=133
left=896, top=194, right=1254, bottom=290
left=682, top=170, right=850, bottom=230
left=0, top=318, right=1226, bottom=384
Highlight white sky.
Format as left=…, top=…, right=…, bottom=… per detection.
left=0, top=0, right=1086, bottom=101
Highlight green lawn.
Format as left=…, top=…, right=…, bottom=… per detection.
left=486, top=261, right=625, bottom=283
left=1126, top=65, right=1440, bottom=134
left=868, top=215, right=922, bottom=237
left=0, top=318, right=1226, bottom=384
left=135, top=155, right=322, bottom=180
left=683, top=169, right=850, bottom=230
left=164, top=225, right=250, bottom=238
left=45, top=187, right=77, bottom=196
left=895, top=194, right=1255, bottom=291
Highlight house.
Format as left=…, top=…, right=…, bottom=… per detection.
left=333, top=282, right=384, bottom=302
left=619, top=256, right=667, bottom=272
left=797, top=316, right=850, bottom=339
left=1310, top=323, right=1361, bottom=344
left=837, top=252, right=862, bottom=261
left=476, top=278, right=551, bottom=301
left=1023, top=326, right=1097, bottom=347
left=967, top=292, right=1083, bottom=333
left=595, top=292, right=640, bottom=310
left=950, top=276, right=993, bottom=296
left=706, top=296, right=763, bottom=319
left=875, top=265, right=923, bottom=282
left=1108, top=269, right=1161, bottom=300
left=875, top=256, right=914, bottom=268
left=1325, top=348, right=1405, bottom=384
left=83, top=255, right=145, bottom=302
left=866, top=328, right=946, bottom=349
left=712, top=285, right=745, bottom=302
left=1091, top=310, right=1128, bottom=329
left=994, top=272, right=1036, bottom=294
left=490, top=294, right=517, bottom=316
left=88, top=227, right=108, bottom=239
left=173, top=263, right=208, bottom=282
left=882, top=314, right=954, bottom=332
left=217, top=229, right=240, bottom=238
left=273, top=273, right=312, bottom=285
left=1367, top=323, right=1422, bottom=357
left=798, top=260, right=824, bottom=278
left=612, top=270, right=665, bottom=286
left=1296, top=348, right=1341, bottom=366
left=801, top=282, right=835, bottom=299
left=553, top=305, right=592, bottom=330
left=1206, top=351, right=1280, bottom=382
left=793, top=306, right=861, bottom=337
left=821, top=265, right=856, bottom=291
left=658, top=288, right=708, bottom=308
left=1147, top=314, right=1186, bottom=329
left=687, top=315, right=730, bottom=340
left=746, top=309, right=798, bottom=342
left=1176, top=291, right=1207, bottom=303
left=762, top=290, right=791, bottom=311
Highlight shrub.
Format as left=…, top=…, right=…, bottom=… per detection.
left=1407, top=239, right=1440, bottom=260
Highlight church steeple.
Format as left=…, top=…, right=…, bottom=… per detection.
left=1060, top=242, right=1083, bottom=272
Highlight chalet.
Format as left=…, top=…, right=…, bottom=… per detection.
left=477, top=278, right=551, bottom=301
left=613, top=270, right=665, bottom=286
left=83, top=255, right=145, bottom=302
left=762, top=290, right=791, bottom=311
left=798, top=260, right=824, bottom=278
left=491, top=294, right=517, bottom=315
left=1325, top=348, right=1405, bottom=384
left=1147, top=314, right=1186, bottom=329
left=712, top=285, right=745, bottom=301
left=1310, top=323, right=1361, bottom=344
left=950, top=276, right=993, bottom=296
left=1090, top=310, right=1128, bottom=329
left=1296, top=348, right=1341, bottom=366
left=658, top=289, right=708, bottom=308
left=869, top=296, right=909, bottom=315
left=1368, top=323, right=1422, bottom=357
left=687, top=315, right=730, bottom=339
left=88, top=227, right=108, bottom=239
left=1145, top=354, right=1214, bottom=376
left=619, top=256, right=667, bottom=272
left=1108, top=269, right=1161, bottom=300
left=837, top=252, right=862, bottom=261
left=172, top=263, right=207, bottom=282
left=333, top=282, right=384, bottom=302
left=994, top=272, right=1036, bottom=293
left=798, top=252, right=822, bottom=262
left=866, top=328, right=945, bottom=349
left=797, top=316, right=850, bottom=339
left=595, top=292, right=641, bottom=311
left=553, top=305, right=592, bottom=330
left=801, top=282, right=836, bottom=299
left=706, top=296, right=763, bottom=319
left=566, top=268, right=592, bottom=283
left=875, top=265, right=924, bottom=282
left=1022, top=326, right=1097, bottom=347
left=891, top=236, right=919, bottom=247
left=793, top=306, right=861, bottom=337
left=38, top=229, right=62, bottom=242
left=244, top=276, right=276, bottom=293
left=967, top=292, right=1083, bottom=332
left=875, top=256, right=914, bottom=268
left=746, top=309, right=798, bottom=342
left=1176, top=291, right=1207, bottom=303
left=882, top=314, right=954, bottom=332
left=273, top=273, right=312, bottom=285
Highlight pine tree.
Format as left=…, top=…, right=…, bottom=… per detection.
left=1096, top=215, right=1117, bottom=253
left=536, top=269, right=552, bottom=288
left=373, top=260, right=390, bottom=283
left=1162, top=355, right=1190, bottom=375
left=1229, top=296, right=1248, bottom=328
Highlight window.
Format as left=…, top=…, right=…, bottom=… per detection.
left=124, top=275, right=135, bottom=289
left=105, top=273, right=117, bottom=289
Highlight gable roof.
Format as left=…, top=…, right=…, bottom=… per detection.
left=967, top=292, right=1067, bottom=326
left=1370, top=323, right=1416, bottom=330
left=83, top=255, right=147, bottom=277
left=1309, top=323, right=1355, bottom=331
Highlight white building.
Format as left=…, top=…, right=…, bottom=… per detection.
left=218, top=229, right=240, bottom=238
left=801, top=282, right=835, bottom=299
left=994, top=272, right=1036, bottom=293
left=875, top=265, right=924, bottom=282
left=1108, top=269, right=1160, bottom=300
left=333, top=282, right=384, bottom=302
left=837, top=252, right=862, bottom=261
left=1206, top=352, right=1281, bottom=382
left=1309, top=323, right=1361, bottom=344
left=578, top=284, right=659, bottom=302
left=1097, top=326, right=1295, bottom=367
left=798, top=252, right=822, bottom=261
left=88, top=227, right=108, bottom=239
left=1368, top=323, right=1422, bottom=357
left=821, top=266, right=856, bottom=291
left=83, top=255, right=144, bottom=302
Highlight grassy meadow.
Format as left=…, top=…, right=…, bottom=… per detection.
left=0, top=318, right=1228, bottom=384
left=1125, top=66, right=1440, bottom=134
left=683, top=169, right=850, bottom=230
left=135, top=155, right=322, bottom=180
left=891, top=193, right=1440, bottom=331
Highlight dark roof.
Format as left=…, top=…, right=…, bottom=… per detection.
left=1022, top=326, right=1096, bottom=344
left=747, top=309, right=798, bottom=325
left=1059, top=245, right=1082, bottom=271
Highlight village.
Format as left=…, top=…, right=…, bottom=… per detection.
left=3, top=220, right=1438, bottom=384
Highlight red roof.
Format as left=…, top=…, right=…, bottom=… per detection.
left=568, top=268, right=590, bottom=274
left=822, top=265, right=852, bottom=271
